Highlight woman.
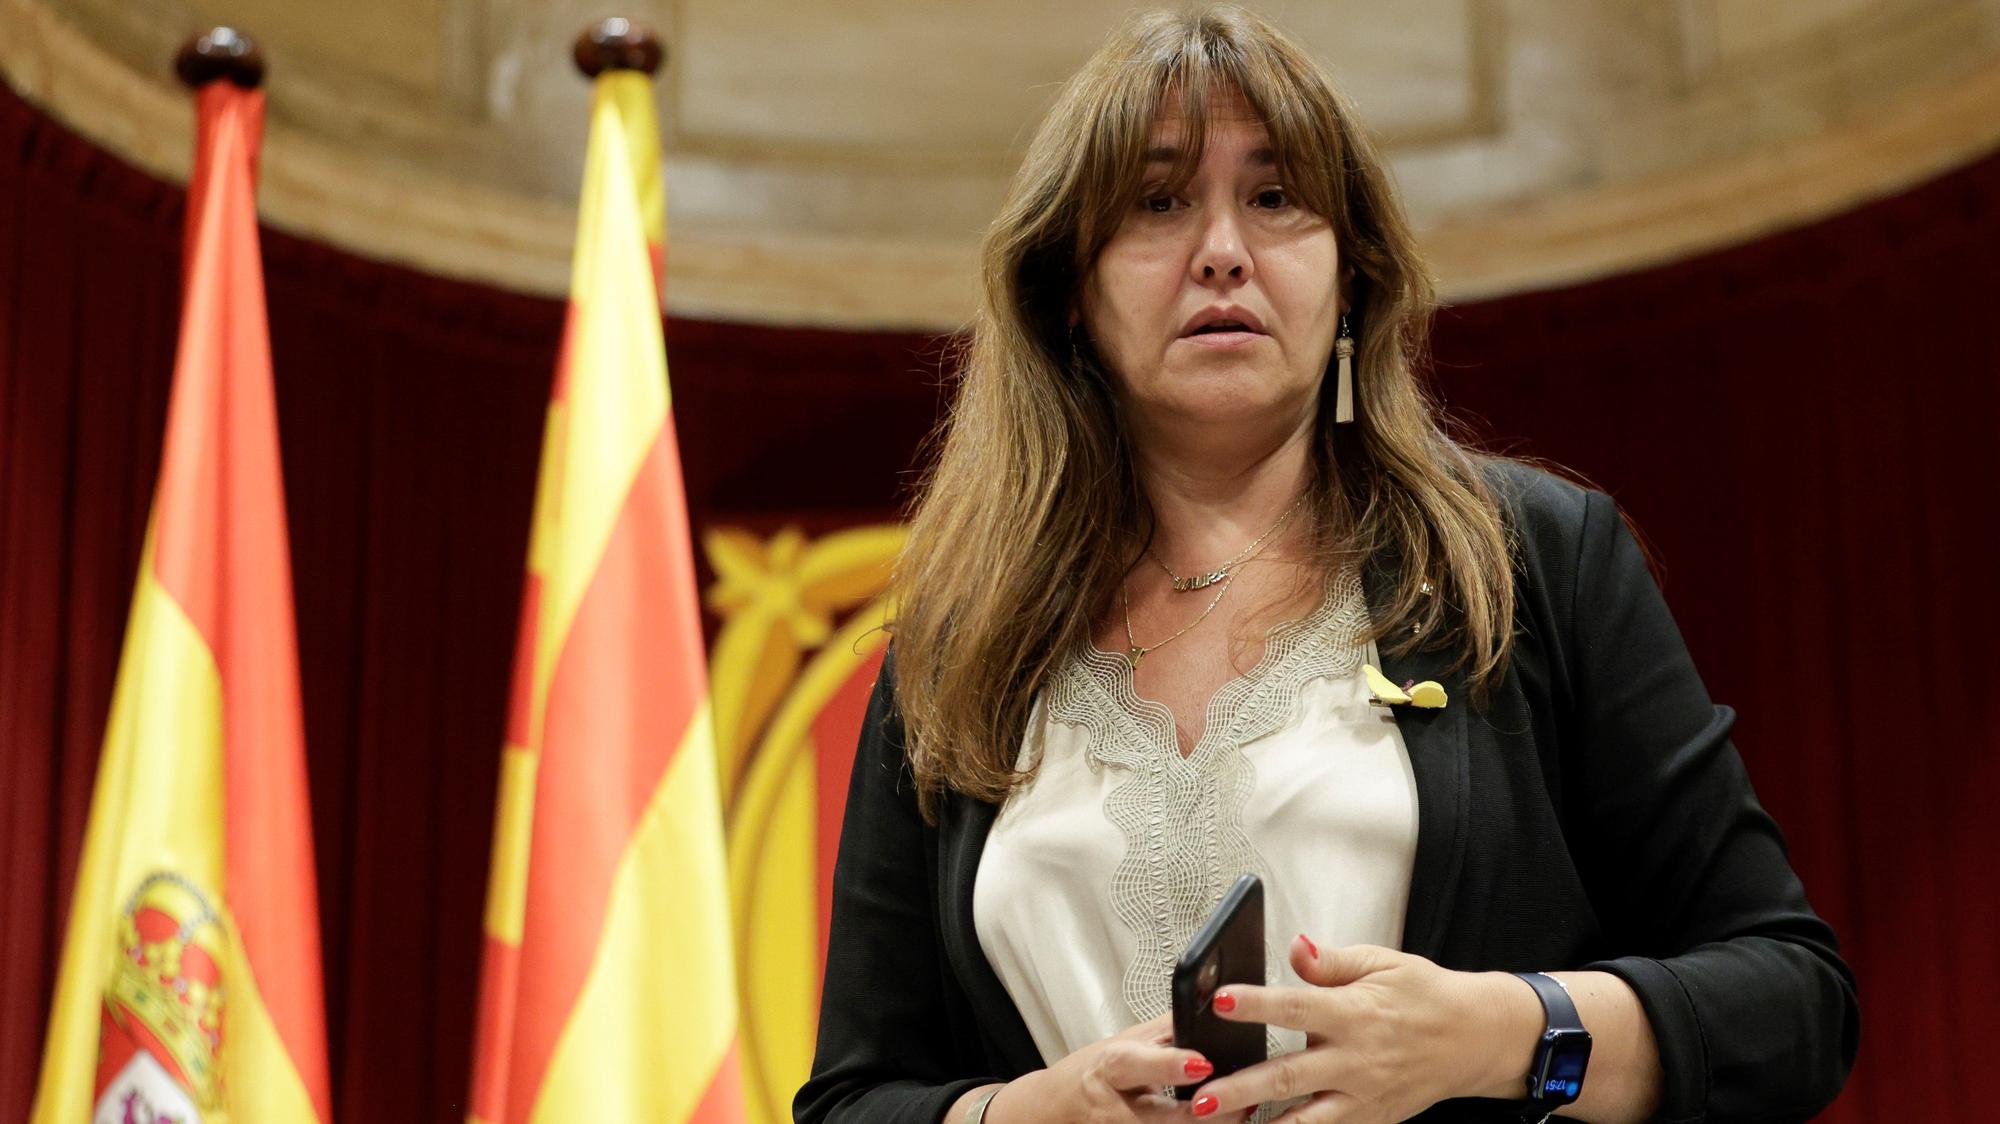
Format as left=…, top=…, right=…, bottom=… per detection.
left=796, top=8, right=1857, bottom=1124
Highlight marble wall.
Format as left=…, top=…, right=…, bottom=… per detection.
left=4, top=0, right=1997, bottom=327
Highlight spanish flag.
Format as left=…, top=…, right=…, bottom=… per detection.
left=30, top=81, right=332, bottom=1123
left=467, top=68, right=745, bottom=1123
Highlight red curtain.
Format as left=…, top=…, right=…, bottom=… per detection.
left=1426, top=166, right=2000, bottom=1120
left=2, top=75, right=1994, bottom=1120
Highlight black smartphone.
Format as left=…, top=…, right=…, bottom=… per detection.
left=1171, top=873, right=1266, bottom=1099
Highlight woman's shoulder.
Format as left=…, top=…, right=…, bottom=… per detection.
left=1476, top=455, right=1608, bottom=574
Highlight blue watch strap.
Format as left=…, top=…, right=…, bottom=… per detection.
left=1514, top=971, right=1584, bottom=1033
left=1512, top=972, right=1592, bottom=1116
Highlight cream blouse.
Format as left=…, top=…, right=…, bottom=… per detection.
left=972, top=568, right=1420, bottom=1086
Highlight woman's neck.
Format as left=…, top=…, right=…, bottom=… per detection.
left=1130, top=414, right=1318, bottom=574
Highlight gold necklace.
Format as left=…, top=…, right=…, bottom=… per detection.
left=1120, top=573, right=1231, bottom=670
left=1149, top=492, right=1310, bottom=593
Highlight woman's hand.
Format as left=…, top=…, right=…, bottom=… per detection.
left=986, top=1013, right=1250, bottom=1124
left=1186, top=937, right=1537, bottom=1121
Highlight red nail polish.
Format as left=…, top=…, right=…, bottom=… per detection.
left=1299, top=933, right=1320, bottom=958
left=1213, top=991, right=1236, bottom=1014
left=1184, top=1057, right=1213, bottom=1080
left=1193, top=1094, right=1220, bottom=1117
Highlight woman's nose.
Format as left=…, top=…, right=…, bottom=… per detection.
left=1190, top=208, right=1251, bottom=285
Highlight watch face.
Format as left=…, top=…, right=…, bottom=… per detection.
left=1542, top=1050, right=1586, bottom=1099
left=1533, top=1029, right=1593, bottom=1103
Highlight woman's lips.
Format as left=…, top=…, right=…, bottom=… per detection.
left=1180, top=330, right=1265, bottom=349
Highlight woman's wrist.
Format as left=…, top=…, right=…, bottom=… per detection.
left=945, top=1081, right=1007, bottom=1124
left=1453, top=970, right=1545, bottom=1102
left=976, top=1073, right=1032, bottom=1124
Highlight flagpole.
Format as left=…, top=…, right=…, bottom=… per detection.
left=173, top=28, right=266, bottom=277
left=175, top=26, right=266, bottom=89
left=469, top=13, right=743, bottom=1123
left=574, top=18, right=669, bottom=288
left=573, top=16, right=666, bottom=78
left=35, top=22, right=332, bottom=1124
left=174, top=24, right=335, bottom=1124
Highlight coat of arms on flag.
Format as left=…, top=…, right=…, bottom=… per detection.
left=95, top=873, right=228, bottom=1124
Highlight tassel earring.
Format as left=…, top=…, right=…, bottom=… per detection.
left=1334, top=315, right=1356, bottom=424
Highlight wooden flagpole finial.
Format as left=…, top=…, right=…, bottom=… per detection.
left=175, top=27, right=266, bottom=90
left=573, top=18, right=666, bottom=78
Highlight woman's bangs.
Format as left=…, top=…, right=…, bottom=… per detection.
left=1144, top=57, right=1221, bottom=197
left=1231, top=46, right=1344, bottom=219
left=1063, top=61, right=1190, bottom=263
left=1149, top=34, right=1342, bottom=219
left=1059, top=11, right=1350, bottom=266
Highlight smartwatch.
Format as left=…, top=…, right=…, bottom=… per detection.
left=1511, top=972, right=1592, bottom=1121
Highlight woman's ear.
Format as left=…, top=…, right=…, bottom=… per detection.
left=1337, top=263, right=1356, bottom=316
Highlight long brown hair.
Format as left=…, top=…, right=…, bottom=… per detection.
left=893, top=6, right=1514, bottom=819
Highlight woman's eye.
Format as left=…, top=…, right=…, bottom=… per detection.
left=1141, top=194, right=1179, bottom=214
left=1252, top=187, right=1291, bottom=209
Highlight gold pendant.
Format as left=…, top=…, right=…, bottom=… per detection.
left=1125, top=647, right=1145, bottom=670
left=1170, top=568, right=1229, bottom=592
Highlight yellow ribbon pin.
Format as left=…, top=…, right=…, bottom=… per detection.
left=1363, top=664, right=1447, bottom=709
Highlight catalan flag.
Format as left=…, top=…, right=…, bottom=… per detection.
left=30, top=81, right=332, bottom=1123
left=466, top=67, right=744, bottom=1123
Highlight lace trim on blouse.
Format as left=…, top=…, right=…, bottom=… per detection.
left=1042, top=566, right=1371, bottom=1037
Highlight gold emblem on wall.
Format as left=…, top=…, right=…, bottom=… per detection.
left=703, top=523, right=906, bottom=1124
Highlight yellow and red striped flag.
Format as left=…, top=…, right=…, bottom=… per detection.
left=30, top=80, right=332, bottom=1124
left=467, top=66, right=745, bottom=1123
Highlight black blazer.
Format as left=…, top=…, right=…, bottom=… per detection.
left=795, top=465, right=1859, bottom=1124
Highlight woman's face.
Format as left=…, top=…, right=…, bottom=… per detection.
left=1078, top=94, right=1342, bottom=443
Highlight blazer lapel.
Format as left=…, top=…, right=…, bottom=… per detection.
left=1367, top=563, right=1473, bottom=962
left=937, top=792, right=1045, bottom=1075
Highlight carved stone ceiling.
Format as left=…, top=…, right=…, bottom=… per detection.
left=6, top=0, right=2000, bottom=328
